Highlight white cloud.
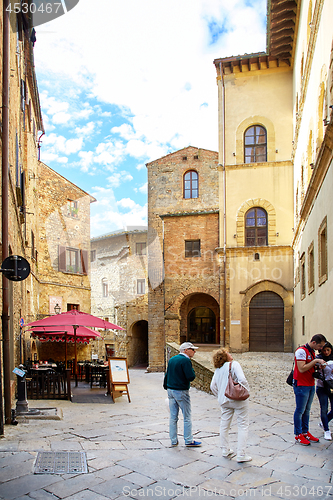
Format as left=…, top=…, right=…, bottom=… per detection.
left=107, top=172, right=133, bottom=188
left=134, top=183, right=148, bottom=194
left=75, top=121, right=95, bottom=136
left=117, top=198, right=137, bottom=209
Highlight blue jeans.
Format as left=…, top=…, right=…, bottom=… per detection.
left=293, top=384, right=315, bottom=435
left=167, top=389, right=192, bottom=445
left=316, top=386, right=333, bottom=431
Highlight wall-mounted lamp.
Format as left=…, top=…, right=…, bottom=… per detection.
left=54, top=303, right=61, bottom=314
left=310, top=163, right=314, bottom=169
left=276, top=232, right=279, bottom=237
left=233, top=234, right=237, bottom=238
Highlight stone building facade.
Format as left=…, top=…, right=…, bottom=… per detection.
left=147, top=147, right=219, bottom=371
left=30, top=163, right=96, bottom=363
left=213, top=2, right=296, bottom=353
left=0, top=7, right=96, bottom=425
left=90, top=228, right=148, bottom=367
left=292, top=0, right=333, bottom=346
left=0, top=5, right=44, bottom=421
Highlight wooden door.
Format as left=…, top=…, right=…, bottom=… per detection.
left=249, top=292, right=284, bottom=352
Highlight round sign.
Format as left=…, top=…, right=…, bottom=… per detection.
left=20, top=317, right=24, bottom=327
left=1, top=256, right=30, bottom=281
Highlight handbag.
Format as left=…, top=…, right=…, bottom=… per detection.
left=286, top=361, right=294, bottom=386
left=224, top=361, right=249, bottom=401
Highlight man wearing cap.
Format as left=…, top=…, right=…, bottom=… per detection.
left=163, top=342, right=202, bottom=447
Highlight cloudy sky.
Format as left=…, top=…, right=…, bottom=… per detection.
left=34, top=0, right=267, bottom=238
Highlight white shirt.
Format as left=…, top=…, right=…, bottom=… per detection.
left=210, top=360, right=250, bottom=406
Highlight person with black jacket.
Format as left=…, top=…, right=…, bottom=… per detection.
left=316, top=341, right=333, bottom=440
left=163, top=342, right=201, bottom=447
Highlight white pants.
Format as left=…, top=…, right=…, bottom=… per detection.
left=220, top=399, right=249, bottom=457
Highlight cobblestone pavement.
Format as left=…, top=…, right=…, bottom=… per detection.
left=0, top=353, right=332, bottom=500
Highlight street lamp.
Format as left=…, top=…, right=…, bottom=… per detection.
left=54, top=303, right=61, bottom=314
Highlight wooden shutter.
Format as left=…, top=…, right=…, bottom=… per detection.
left=58, top=246, right=66, bottom=272
left=81, top=250, right=88, bottom=275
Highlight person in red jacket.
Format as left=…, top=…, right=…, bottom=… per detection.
left=293, top=334, right=327, bottom=445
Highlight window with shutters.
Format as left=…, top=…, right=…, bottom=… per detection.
left=67, top=200, right=78, bottom=218
left=300, top=253, right=306, bottom=300
left=58, top=246, right=88, bottom=275
left=137, top=279, right=145, bottom=294
left=318, top=216, right=328, bottom=285
left=308, top=241, right=314, bottom=294
left=185, top=240, right=201, bottom=258
left=102, top=278, right=108, bottom=297
left=136, top=242, right=146, bottom=255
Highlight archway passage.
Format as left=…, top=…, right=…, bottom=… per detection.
left=130, top=320, right=148, bottom=367
left=249, top=291, right=284, bottom=352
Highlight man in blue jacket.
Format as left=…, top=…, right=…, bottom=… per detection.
left=164, top=342, right=201, bottom=447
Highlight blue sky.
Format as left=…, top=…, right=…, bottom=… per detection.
left=34, top=0, right=267, bottom=237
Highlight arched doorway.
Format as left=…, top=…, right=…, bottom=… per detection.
left=188, top=307, right=216, bottom=344
left=249, top=291, right=284, bottom=352
left=129, top=320, right=148, bottom=367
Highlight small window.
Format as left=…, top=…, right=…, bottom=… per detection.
left=194, top=155, right=199, bottom=159
left=182, top=156, right=187, bottom=161
left=102, top=278, right=108, bottom=297
left=67, top=304, right=79, bottom=311
left=136, top=242, right=146, bottom=255
left=67, top=200, right=78, bottom=218
left=300, top=252, right=306, bottom=299
left=244, top=125, right=267, bottom=163
left=185, top=240, right=201, bottom=258
left=302, top=315, right=305, bottom=336
left=254, top=252, right=260, bottom=261
left=318, top=216, right=328, bottom=285
left=91, top=250, right=96, bottom=262
left=137, top=279, right=145, bottom=294
left=58, top=246, right=88, bottom=275
left=183, top=170, right=198, bottom=199
left=308, top=242, right=314, bottom=294
left=31, top=230, right=36, bottom=260
left=245, top=207, right=267, bottom=246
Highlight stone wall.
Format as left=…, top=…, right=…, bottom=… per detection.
left=147, top=147, right=220, bottom=372
left=90, top=228, right=148, bottom=364
left=166, top=343, right=214, bottom=394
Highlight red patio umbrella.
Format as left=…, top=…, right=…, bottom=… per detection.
left=26, top=310, right=124, bottom=384
left=28, top=325, right=103, bottom=366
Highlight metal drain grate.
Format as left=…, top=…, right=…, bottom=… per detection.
left=34, top=451, right=88, bottom=474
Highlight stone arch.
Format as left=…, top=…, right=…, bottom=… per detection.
left=236, top=198, right=276, bottom=246
left=173, top=291, right=220, bottom=344
left=127, top=319, right=148, bottom=367
left=240, top=280, right=293, bottom=352
left=169, top=287, right=219, bottom=314
left=235, top=116, right=275, bottom=164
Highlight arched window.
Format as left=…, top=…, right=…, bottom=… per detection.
left=102, top=278, right=108, bottom=297
left=183, top=170, right=198, bottom=199
left=244, top=125, right=267, bottom=163
left=245, top=207, right=267, bottom=246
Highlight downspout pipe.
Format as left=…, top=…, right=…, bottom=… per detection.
left=219, top=62, right=227, bottom=348
left=2, top=0, right=11, bottom=431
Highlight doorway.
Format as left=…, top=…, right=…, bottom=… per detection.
left=249, top=291, right=284, bottom=352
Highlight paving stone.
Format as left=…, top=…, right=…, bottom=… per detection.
left=144, top=449, right=198, bottom=468
left=117, top=457, right=175, bottom=481
left=90, top=477, right=139, bottom=499
left=0, top=474, right=62, bottom=500
left=44, top=473, right=104, bottom=499
left=120, top=472, right=155, bottom=487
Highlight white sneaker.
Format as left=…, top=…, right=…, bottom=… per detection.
left=236, top=455, right=252, bottom=463
left=324, top=430, right=332, bottom=440
left=222, top=449, right=236, bottom=458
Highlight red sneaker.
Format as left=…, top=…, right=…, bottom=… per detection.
left=295, top=434, right=310, bottom=445
left=303, top=432, right=319, bottom=442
